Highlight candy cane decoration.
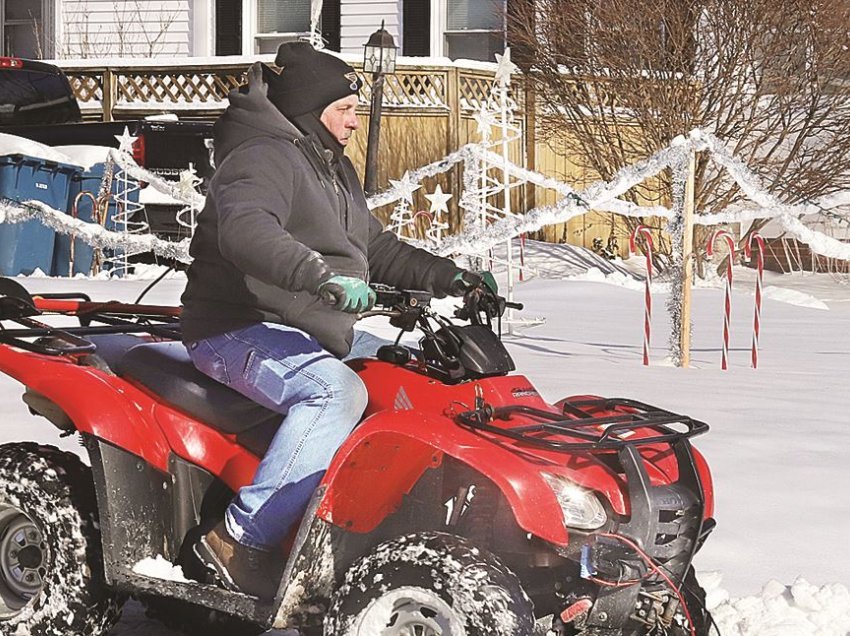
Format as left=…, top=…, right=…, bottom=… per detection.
left=744, top=232, right=766, bottom=369
left=629, top=225, right=655, bottom=366
left=412, top=210, right=434, bottom=241
left=707, top=229, right=737, bottom=370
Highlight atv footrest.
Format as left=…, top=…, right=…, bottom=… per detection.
left=114, top=568, right=274, bottom=625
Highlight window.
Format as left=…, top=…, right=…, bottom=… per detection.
left=250, top=0, right=340, bottom=54
left=445, top=0, right=505, bottom=61
left=254, top=0, right=311, bottom=53
left=404, top=0, right=430, bottom=56
left=1, top=0, right=53, bottom=58
left=216, top=0, right=242, bottom=55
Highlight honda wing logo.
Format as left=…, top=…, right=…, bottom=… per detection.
left=394, top=386, right=414, bottom=410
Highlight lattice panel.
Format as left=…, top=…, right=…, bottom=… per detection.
left=68, top=73, right=103, bottom=102
left=459, top=75, right=492, bottom=112
left=115, top=71, right=246, bottom=104
left=360, top=71, right=448, bottom=108
left=458, top=74, right=524, bottom=113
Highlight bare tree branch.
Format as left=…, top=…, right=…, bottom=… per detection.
left=509, top=0, right=850, bottom=262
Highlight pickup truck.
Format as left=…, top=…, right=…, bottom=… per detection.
left=0, top=57, right=215, bottom=244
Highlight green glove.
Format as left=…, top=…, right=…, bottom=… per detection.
left=317, top=275, right=376, bottom=313
left=448, top=270, right=498, bottom=297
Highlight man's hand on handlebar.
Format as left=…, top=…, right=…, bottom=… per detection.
left=317, top=275, right=376, bottom=313
left=447, top=271, right=523, bottom=326
left=448, top=270, right=498, bottom=297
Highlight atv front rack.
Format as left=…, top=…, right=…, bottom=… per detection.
left=456, top=398, right=709, bottom=451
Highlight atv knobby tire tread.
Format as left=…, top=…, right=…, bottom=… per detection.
left=325, top=531, right=535, bottom=636
left=0, top=442, right=122, bottom=636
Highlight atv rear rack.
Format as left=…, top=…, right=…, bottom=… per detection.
left=456, top=398, right=709, bottom=451
left=0, top=283, right=181, bottom=356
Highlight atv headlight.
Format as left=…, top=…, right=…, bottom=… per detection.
left=542, top=473, right=607, bottom=530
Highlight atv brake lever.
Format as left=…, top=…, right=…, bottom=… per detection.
left=357, top=309, right=401, bottom=319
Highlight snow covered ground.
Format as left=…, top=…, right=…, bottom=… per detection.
left=0, top=243, right=848, bottom=635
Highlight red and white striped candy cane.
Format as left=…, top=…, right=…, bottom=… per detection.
left=744, top=232, right=766, bottom=369
left=707, top=229, right=737, bottom=370
left=629, top=225, right=654, bottom=366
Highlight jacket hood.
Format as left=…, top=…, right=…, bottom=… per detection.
left=213, top=62, right=303, bottom=165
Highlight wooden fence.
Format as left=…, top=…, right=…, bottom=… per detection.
left=59, top=57, right=622, bottom=252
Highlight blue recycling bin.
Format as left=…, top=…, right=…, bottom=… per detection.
left=53, top=162, right=140, bottom=277
left=0, top=154, right=80, bottom=276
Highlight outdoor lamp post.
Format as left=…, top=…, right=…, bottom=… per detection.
left=363, top=21, right=397, bottom=196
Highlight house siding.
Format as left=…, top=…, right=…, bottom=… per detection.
left=339, top=0, right=399, bottom=56
left=60, top=0, right=192, bottom=58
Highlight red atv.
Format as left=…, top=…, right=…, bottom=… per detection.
left=0, top=277, right=715, bottom=636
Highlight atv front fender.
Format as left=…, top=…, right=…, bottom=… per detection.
left=317, top=410, right=570, bottom=546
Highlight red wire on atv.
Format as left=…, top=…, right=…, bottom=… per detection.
left=600, top=532, right=697, bottom=636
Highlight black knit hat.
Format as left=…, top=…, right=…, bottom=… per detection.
left=264, top=42, right=362, bottom=118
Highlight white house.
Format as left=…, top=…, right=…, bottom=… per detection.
left=1, top=0, right=509, bottom=61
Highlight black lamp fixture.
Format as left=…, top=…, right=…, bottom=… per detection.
left=363, top=21, right=398, bottom=196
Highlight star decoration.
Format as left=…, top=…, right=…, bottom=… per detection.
left=388, top=171, right=421, bottom=204
left=114, top=126, right=138, bottom=154
left=425, top=184, right=452, bottom=217
left=473, top=106, right=499, bottom=140
left=178, top=163, right=201, bottom=194
left=494, top=47, right=518, bottom=88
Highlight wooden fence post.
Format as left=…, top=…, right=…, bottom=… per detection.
left=101, top=68, right=115, bottom=122
left=679, top=149, right=696, bottom=368
left=446, top=66, right=462, bottom=232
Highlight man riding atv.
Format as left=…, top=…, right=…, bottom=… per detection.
left=181, top=42, right=495, bottom=600
left=0, top=41, right=715, bottom=636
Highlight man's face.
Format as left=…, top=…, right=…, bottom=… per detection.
left=320, top=94, right=360, bottom=146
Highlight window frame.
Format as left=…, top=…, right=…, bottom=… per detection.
left=243, top=0, right=312, bottom=54
left=440, top=0, right=506, bottom=61
left=0, top=0, right=54, bottom=59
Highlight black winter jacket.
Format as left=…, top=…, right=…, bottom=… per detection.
left=181, top=63, right=461, bottom=357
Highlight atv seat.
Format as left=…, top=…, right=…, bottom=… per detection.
left=86, top=335, right=282, bottom=457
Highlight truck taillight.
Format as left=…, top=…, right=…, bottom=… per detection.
left=0, top=57, right=23, bottom=68
left=132, top=135, right=146, bottom=166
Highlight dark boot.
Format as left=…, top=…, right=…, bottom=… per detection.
left=194, top=521, right=282, bottom=600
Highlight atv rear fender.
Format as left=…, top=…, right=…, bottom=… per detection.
left=0, top=345, right=173, bottom=470
left=317, top=409, right=572, bottom=546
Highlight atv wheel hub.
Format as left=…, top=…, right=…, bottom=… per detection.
left=0, top=505, right=47, bottom=613
left=354, top=587, right=466, bottom=636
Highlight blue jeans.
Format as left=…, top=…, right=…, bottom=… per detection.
left=187, top=324, right=388, bottom=550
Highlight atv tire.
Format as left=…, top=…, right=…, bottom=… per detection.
left=325, top=531, right=535, bottom=636
left=0, top=443, right=122, bottom=636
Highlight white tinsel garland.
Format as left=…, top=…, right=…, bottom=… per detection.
left=0, top=198, right=191, bottom=264
left=109, top=149, right=206, bottom=209
left=3, top=127, right=850, bottom=273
